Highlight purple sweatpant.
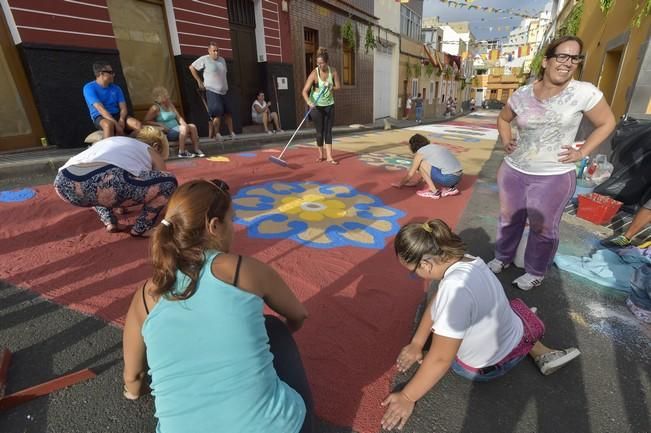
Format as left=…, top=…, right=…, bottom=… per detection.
left=495, top=162, right=576, bottom=277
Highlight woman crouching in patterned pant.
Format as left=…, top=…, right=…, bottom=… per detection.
left=54, top=126, right=178, bottom=237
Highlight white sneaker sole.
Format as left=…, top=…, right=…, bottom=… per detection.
left=540, top=349, right=581, bottom=376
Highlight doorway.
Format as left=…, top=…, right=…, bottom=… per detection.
left=599, top=45, right=624, bottom=105
left=0, top=8, right=44, bottom=150
left=228, top=0, right=258, bottom=126
left=304, top=28, right=318, bottom=78
left=107, top=0, right=181, bottom=120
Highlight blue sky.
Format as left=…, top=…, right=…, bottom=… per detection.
left=423, top=0, right=552, bottom=40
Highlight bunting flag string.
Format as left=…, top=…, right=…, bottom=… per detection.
left=438, top=0, right=547, bottom=20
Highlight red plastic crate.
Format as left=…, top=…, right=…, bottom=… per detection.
left=577, top=193, right=623, bottom=225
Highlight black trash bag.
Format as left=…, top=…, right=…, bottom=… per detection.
left=594, top=117, right=651, bottom=205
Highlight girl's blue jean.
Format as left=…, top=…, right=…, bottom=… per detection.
left=430, top=166, right=462, bottom=187
left=415, top=106, right=423, bottom=121
left=451, top=355, right=526, bottom=382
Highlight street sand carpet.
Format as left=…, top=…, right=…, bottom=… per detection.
left=0, top=115, right=497, bottom=432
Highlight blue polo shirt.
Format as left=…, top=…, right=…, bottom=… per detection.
left=82, top=81, right=126, bottom=120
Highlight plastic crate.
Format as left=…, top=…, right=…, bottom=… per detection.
left=576, top=193, right=623, bottom=225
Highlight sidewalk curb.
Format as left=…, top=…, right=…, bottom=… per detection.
left=0, top=113, right=466, bottom=182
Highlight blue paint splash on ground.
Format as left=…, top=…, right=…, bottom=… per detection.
left=0, top=188, right=36, bottom=203
left=238, top=152, right=257, bottom=157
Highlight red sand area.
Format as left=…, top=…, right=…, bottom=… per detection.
left=0, top=146, right=476, bottom=432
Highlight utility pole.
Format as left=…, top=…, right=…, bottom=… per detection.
left=550, top=0, right=559, bottom=39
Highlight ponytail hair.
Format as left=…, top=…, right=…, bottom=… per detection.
left=316, top=47, right=329, bottom=63
left=394, top=219, right=466, bottom=266
left=150, top=179, right=232, bottom=299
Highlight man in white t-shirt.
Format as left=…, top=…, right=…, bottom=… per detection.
left=190, top=42, right=236, bottom=141
left=251, top=91, right=282, bottom=134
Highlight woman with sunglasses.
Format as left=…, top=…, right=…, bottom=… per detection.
left=489, top=36, right=616, bottom=290
left=381, top=219, right=581, bottom=431
left=122, top=179, right=313, bottom=433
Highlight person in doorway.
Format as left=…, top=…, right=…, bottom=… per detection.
left=302, top=48, right=341, bottom=164
left=392, top=134, right=462, bottom=199
left=190, top=42, right=236, bottom=141
left=404, top=96, right=413, bottom=120
left=488, top=35, right=616, bottom=290
left=122, top=179, right=314, bottom=433
left=83, top=61, right=141, bottom=138
left=413, top=93, right=423, bottom=124
left=53, top=126, right=176, bottom=237
left=144, top=87, right=205, bottom=158
left=252, top=90, right=283, bottom=134
left=470, top=97, right=476, bottom=111
left=445, top=96, right=453, bottom=116
left=380, top=219, right=581, bottom=431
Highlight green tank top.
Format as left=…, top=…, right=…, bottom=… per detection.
left=310, top=66, right=334, bottom=107
left=155, top=103, right=179, bottom=129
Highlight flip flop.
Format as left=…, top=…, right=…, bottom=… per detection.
left=327, top=160, right=339, bottom=165
left=315, top=157, right=326, bottom=162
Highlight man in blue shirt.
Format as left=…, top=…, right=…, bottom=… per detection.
left=83, top=61, right=141, bottom=138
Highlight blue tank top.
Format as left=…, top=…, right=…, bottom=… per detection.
left=142, top=251, right=306, bottom=433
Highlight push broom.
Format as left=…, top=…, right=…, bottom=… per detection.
left=269, top=86, right=328, bottom=167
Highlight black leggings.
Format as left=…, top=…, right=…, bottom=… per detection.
left=265, top=315, right=314, bottom=433
left=311, top=104, right=334, bottom=147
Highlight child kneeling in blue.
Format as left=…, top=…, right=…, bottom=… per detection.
left=381, top=219, right=580, bottom=431
left=392, top=134, right=463, bottom=199
left=122, top=179, right=313, bottom=433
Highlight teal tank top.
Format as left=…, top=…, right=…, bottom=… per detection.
left=155, top=103, right=179, bottom=129
left=310, top=66, right=334, bottom=107
left=142, top=251, right=306, bottom=433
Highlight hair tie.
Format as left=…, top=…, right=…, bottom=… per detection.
left=422, top=222, right=433, bottom=233
left=161, top=219, right=171, bottom=227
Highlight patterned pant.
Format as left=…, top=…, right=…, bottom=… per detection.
left=54, top=165, right=177, bottom=234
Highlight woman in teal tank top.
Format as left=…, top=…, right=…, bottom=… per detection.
left=122, top=179, right=314, bottom=433
left=302, top=48, right=341, bottom=164
left=144, top=87, right=205, bottom=158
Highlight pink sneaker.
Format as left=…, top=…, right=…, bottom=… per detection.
left=416, top=189, right=441, bottom=199
left=441, top=186, right=460, bottom=197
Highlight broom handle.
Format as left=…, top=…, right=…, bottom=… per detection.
left=278, top=86, right=327, bottom=159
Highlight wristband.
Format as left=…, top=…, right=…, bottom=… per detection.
left=400, top=390, right=417, bottom=403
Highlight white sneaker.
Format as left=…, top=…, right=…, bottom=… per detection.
left=487, top=258, right=509, bottom=274
left=535, top=348, right=581, bottom=375
left=230, top=132, right=237, bottom=139
left=215, top=133, right=223, bottom=142
left=513, top=273, right=544, bottom=291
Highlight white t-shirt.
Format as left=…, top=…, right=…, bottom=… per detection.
left=431, top=256, right=523, bottom=368
left=506, top=79, right=603, bottom=175
left=191, top=55, right=228, bottom=95
left=417, top=144, right=462, bottom=175
left=60, top=136, right=152, bottom=176
left=251, top=100, right=267, bottom=122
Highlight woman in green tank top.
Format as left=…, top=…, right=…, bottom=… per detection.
left=301, top=48, right=341, bottom=164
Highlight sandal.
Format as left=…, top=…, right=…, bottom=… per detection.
left=326, top=159, right=339, bottom=165
left=315, top=157, right=326, bottom=162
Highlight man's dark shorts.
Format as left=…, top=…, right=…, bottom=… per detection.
left=93, top=113, right=120, bottom=130
left=93, top=113, right=137, bottom=133
left=206, top=90, right=233, bottom=118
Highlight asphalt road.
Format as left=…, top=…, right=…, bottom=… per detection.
left=1, top=127, right=649, bottom=433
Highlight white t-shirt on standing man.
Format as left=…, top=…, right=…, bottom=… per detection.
left=191, top=55, right=229, bottom=95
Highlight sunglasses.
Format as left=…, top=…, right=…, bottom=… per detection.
left=210, top=178, right=230, bottom=192
left=101, top=70, right=116, bottom=75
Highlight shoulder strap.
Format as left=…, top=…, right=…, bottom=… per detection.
left=141, top=280, right=150, bottom=315
left=232, top=255, right=243, bottom=287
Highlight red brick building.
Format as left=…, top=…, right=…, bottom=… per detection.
left=0, top=0, right=297, bottom=150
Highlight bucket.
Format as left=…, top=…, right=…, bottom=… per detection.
left=577, top=193, right=623, bottom=225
